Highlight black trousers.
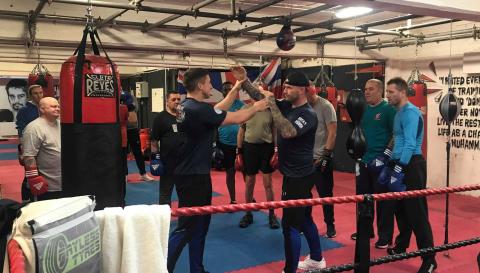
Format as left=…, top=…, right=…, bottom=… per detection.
left=314, top=164, right=335, bottom=226
left=393, top=155, right=435, bottom=260
left=127, top=128, right=146, bottom=175
left=159, top=175, right=175, bottom=205
left=356, top=162, right=395, bottom=241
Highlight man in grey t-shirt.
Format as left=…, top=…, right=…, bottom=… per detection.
left=22, top=97, right=62, bottom=201
left=307, top=86, right=338, bottom=238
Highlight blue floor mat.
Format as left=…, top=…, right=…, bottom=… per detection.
left=171, top=211, right=343, bottom=273
left=125, top=181, right=221, bottom=205
left=0, top=143, right=17, bottom=149
left=0, top=152, right=17, bottom=160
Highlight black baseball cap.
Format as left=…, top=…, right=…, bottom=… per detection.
left=284, top=72, right=309, bottom=87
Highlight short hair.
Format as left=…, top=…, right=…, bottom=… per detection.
left=28, top=84, right=43, bottom=96
left=5, top=79, right=27, bottom=95
left=387, top=77, right=408, bottom=92
left=166, top=90, right=179, bottom=99
left=222, top=81, right=232, bottom=86
left=366, top=79, right=384, bottom=92
left=183, top=68, right=209, bottom=92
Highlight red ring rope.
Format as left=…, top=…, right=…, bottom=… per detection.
left=171, top=184, right=480, bottom=217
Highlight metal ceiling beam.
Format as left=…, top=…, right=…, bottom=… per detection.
left=96, top=9, right=128, bottom=28
left=259, top=10, right=383, bottom=40
left=51, top=0, right=324, bottom=28
left=324, top=18, right=459, bottom=44
left=30, top=0, right=49, bottom=22
left=187, top=0, right=283, bottom=35
left=231, top=4, right=336, bottom=37
left=142, top=0, right=217, bottom=33
left=360, top=27, right=480, bottom=50
left=297, top=14, right=421, bottom=41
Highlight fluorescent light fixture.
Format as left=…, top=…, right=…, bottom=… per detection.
left=335, top=7, right=373, bottom=19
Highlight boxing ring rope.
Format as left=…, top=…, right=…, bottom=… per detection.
left=7, top=184, right=480, bottom=273
left=310, top=236, right=480, bottom=273
left=171, top=184, right=480, bottom=217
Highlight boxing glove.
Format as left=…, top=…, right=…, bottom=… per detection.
left=235, top=148, right=244, bottom=171
left=388, top=164, right=406, bottom=192
left=269, top=147, right=279, bottom=170
left=25, top=165, right=48, bottom=196
left=150, top=153, right=165, bottom=176
left=377, top=161, right=392, bottom=186
left=212, top=142, right=224, bottom=170
left=367, top=148, right=392, bottom=175
left=317, top=155, right=332, bottom=173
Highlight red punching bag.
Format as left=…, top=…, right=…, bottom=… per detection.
left=60, top=27, right=123, bottom=209
left=407, top=68, right=428, bottom=157
left=28, top=64, right=55, bottom=97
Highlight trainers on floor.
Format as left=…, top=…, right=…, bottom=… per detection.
left=350, top=232, right=374, bottom=240
left=326, top=224, right=336, bottom=238
left=374, top=238, right=391, bottom=249
left=239, top=213, right=253, bottom=228
left=140, top=174, right=155, bottom=181
left=387, top=246, right=406, bottom=255
left=269, top=214, right=280, bottom=229
left=298, top=255, right=326, bottom=271
left=417, top=259, right=437, bottom=273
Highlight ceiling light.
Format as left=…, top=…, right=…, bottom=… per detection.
left=335, top=7, right=373, bottom=19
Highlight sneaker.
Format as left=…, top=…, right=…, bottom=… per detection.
left=140, top=173, right=155, bottom=181
left=374, top=238, right=391, bottom=249
left=350, top=232, right=374, bottom=240
left=269, top=214, right=280, bottom=229
left=387, top=246, right=406, bottom=255
left=417, top=259, right=437, bottom=273
left=326, top=224, right=336, bottom=238
left=239, top=213, right=253, bottom=228
left=298, top=255, right=326, bottom=271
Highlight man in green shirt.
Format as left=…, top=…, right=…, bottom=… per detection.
left=350, top=79, right=397, bottom=249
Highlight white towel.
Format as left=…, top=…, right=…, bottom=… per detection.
left=121, top=205, right=170, bottom=273
left=100, top=207, right=125, bottom=273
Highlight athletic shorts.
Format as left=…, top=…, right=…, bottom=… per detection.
left=218, top=142, right=237, bottom=169
left=243, top=142, right=275, bottom=175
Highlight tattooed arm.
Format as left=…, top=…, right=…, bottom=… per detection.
left=266, top=96, right=297, bottom=139
left=23, top=156, right=37, bottom=169
left=230, top=66, right=265, bottom=101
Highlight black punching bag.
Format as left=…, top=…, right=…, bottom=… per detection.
left=346, top=88, right=367, bottom=124
left=276, top=24, right=296, bottom=51
left=345, top=88, right=367, bottom=160
left=439, top=93, right=461, bottom=123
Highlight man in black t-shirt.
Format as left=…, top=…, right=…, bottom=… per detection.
left=232, top=66, right=326, bottom=273
left=167, top=68, right=268, bottom=273
left=151, top=91, right=181, bottom=205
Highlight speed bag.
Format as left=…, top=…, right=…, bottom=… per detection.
left=28, top=72, right=55, bottom=97
left=60, top=28, right=123, bottom=210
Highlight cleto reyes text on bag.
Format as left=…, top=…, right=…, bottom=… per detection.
left=60, top=54, right=120, bottom=124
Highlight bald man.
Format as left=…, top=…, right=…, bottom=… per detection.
left=22, top=97, right=62, bottom=201
left=350, top=79, right=397, bottom=249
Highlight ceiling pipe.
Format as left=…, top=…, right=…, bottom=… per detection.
left=360, top=27, right=480, bottom=50
left=185, top=0, right=283, bottom=35
left=142, top=0, right=217, bottom=33
left=96, top=9, right=128, bottom=29
left=0, top=36, right=383, bottom=61
left=323, top=18, right=456, bottom=44
left=297, top=14, right=421, bottom=41
left=231, top=4, right=336, bottom=37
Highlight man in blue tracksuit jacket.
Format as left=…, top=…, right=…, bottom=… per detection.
left=382, top=77, right=436, bottom=273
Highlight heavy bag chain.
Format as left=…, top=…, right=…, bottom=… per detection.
left=222, top=28, right=228, bottom=58
left=407, top=40, right=423, bottom=85
left=313, top=38, right=334, bottom=90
